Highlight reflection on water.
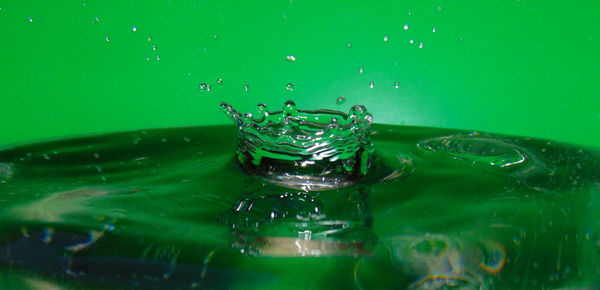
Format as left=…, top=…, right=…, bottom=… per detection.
left=221, top=178, right=375, bottom=257
left=0, top=125, right=598, bottom=288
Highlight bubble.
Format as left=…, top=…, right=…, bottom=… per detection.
left=336, top=96, right=346, bottom=105
left=244, top=84, right=249, bottom=91
left=286, top=83, right=295, bottom=91
left=104, top=36, right=110, bottom=42
left=152, top=44, right=157, bottom=51
left=132, top=26, right=137, bottom=32
left=359, top=67, right=364, bottom=74
left=403, top=25, right=409, bottom=31
left=217, top=78, right=223, bottom=84
left=432, top=27, right=437, bottom=33
left=286, top=55, right=296, bottom=62
left=383, top=35, right=389, bottom=42
left=394, top=82, right=399, bottom=89
left=198, top=83, right=211, bottom=92
left=419, top=42, right=424, bottom=49
left=369, top=81, right=374, bottom=89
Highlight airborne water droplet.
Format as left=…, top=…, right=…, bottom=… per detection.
left=394, top=82, right=399, bottom=89
left=105, top=36, right=110, bottom=42
left=359, top=67, right=364, bottom=74
left=383, top=35, right=389, bottom=42
left=213, top=34, right=219, bottom=39
left=199, top=83, right=211, bottom=92
left=28, top=17, right=33, bottom=22
left=403, top=24, right=409, bottom=31
left=336, top=96, right=346, bottom=105
left=286, top=83, right=295, bottom=91
left=147, top=35, right=152, bottom=42
left=432, top=27, right=437, bottom=33
left=369, top=81, right=374, bottom=88
left=347, top=43, right=352, bottom=48
left=286, top=55, right=296, bottom=62
left=217, top=78, right=223, bottom=84
left=132, top=26, right=137, bottom=32
left=152, top=44, right=157, bottom=51
left=419, top=42, right=424, bottom=49
left=244, top=84, right=249, bottom=91
left=409, top=39, right=414, bottom=44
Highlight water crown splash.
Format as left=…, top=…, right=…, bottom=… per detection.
left=220, top=100, right=374, bottom=190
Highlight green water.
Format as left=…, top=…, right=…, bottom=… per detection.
left=0, top=124, right=599, bottom=289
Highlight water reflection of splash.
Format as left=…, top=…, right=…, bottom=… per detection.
left=0, top=162, right=14, bottom=181
left=356, top=234, right=506, bottom=289
left=221, top=179, right=376, bottom=257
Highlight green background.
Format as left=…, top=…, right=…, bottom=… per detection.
left=1, top=0, right=599, bottom=147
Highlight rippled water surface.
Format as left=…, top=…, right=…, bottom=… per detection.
left=0, top=124, right=599, bottom=289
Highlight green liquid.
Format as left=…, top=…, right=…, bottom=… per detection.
left=0, top=124, right=599, bottom=289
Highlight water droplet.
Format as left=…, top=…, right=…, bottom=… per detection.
left=432, top=27, right=437, bottom=33
left=146, top=57, right=150, bottom=61
left=147, top=35, right=152, bottom=42
left=459, top=37, right=464, bottom=41
left=152, top=44, right=157, bottom=51
left=282, top=100, right=298, bottom=115
left=409, top=39, right=414, bottom=44
left=82, top=2, right=87, bottom=6
left=369, top=81, right=374, bottom=88
left=359, top=67, right=364, bottom=74
left=198, top=83, right=211, bottom=92
left=92, top=16, right=99, bottom=24
left=394, top=82, right=400, bottom=89
left=286, top=83, right=295, bottom=91
left=437, top=6, right=443, bottom=11
left=217, top=78, right=223, bottom=84
left=257, top=103, right=268, bottom=116
left=347, top=42, right=352, bottom=48
left=132, top=26, right=137, bottom=32
left=104, top=36, right=110, bottom=42
left=156, top=55, right=160, bottom=61
left=419, top=42, right=424, bottom=49
left=408, top=11, right=412, bottom=16
left=336, top=96, right=346, bottom=105
left=403, top=24, right=409, bottom=31
left=244, top=84, right=249, bottom=91
left=286, top=55, right=296, bottom=62
left=28, top=17, right=33, bottom=23
left=383, top=35, right=389, bottom=42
